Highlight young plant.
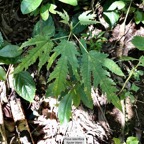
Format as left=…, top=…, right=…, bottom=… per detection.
left=13, top=10, right=125, bottom=124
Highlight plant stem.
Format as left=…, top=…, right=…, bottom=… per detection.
left=73, top=34, right=88, bottom=53
left=118, top=61, right=140, bottom=95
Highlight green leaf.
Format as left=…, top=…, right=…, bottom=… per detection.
left=13, top=71, right=36, bottom=102
left=113, top=138, right=121, bottom=144
left=58, top=94, right=72, bottom=124
left=56, top=10, right=70, bottom=24
left=72, top=13, right=87, bottom=35
left=14, top=36, right=54, bottom=74
left=134, top=10, right=143, bottom=24
left=33, top=16, right=55, bottom=37
left=108, top=1, right=125, bottom=11
left=58, top=0, right=78, bottom=6
left=131, top=36, right=144, bottom=50
left=0, top=32, right=4, bottom=47
left=0, top=45, right=22, bottom=58
left=48, top=40, right=79, bottom=96
left=0, top=66, right=6, bottom=81
left=120, top=56, right=138, bottom=61
left=21, top=0, right=42, bottom=14
left=40, top=5, right=49, bottom=21
left=104, top=11, right=119, bottom=27
left=126, top=136, right=139, bottom=144
left=48, top=4, right=57, bottom=14
left=103, top=58, right=124, bottom=76
left=76, top=84, right=93, bottom=109
left=78, top=11, right=98, bottom=25
left=71, top=87, right=80, bottom=107
left=81, top=51, right=122, bottom=110
left=131, top=84, right=139, bottom=92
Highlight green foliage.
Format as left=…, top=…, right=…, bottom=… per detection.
left=0, top=66, right=6, bottom=81
left=131, top=36, right=144, bottom=50
left=13, top=71, right=36, bottom=102
left=58, top=0, right=78, bottom=6
left=78, top=11, right=98, bottom=25
left=48, top=40, right=79, bottom=96
left=126, top=136, right=139, bottom=144
left=134, top=10, right=144, bottom=24
left=0, top=45, right=21, bottom=58
left=113, top=136, right=139, bottom=144
left=14, top=35, right=54, bottom=74
left=58, top=93, right=73, bottom=124
left=21, top=0, right=42, bottom=14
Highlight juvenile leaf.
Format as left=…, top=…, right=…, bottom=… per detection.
left=13, top=71, right=36, bottom=102
left=21, top=0, right=42, bottom=14
left=48, top=40, right=79, bottom=96
left=103, top=58, right=124, bottom=76
left=81, top=51, right=122, bottom=110
left=58, top=0, right=78, bottom=6
left=71, top=88, right=80, bottom=107
left=108, top=1, right=125, bottom=11
left=56, top=10, right=70, bottom=24
left=0, top=45, right=22, bottom=58
left=131, top=36, right=144, bottom=50
left=58, top=94, right=72, bottom=124
left=78, top=11, right=98, bottom=25
left=0, top=66, right=6, bottom=81
left=14, top=36, right=54, bottom=74
left=76, top=84, right=93, bottom=109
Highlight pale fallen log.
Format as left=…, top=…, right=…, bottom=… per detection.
left=10, top=98, right=34, bottom=144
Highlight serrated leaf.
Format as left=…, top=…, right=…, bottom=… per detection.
left=13, top=71, right=36, bottom=102
left=131, top=36, right=144, bottom=50
left=103, top=58, right=124, bottom=76
left=48, top=40, right=79, bottom=96
left=71, top=88, right=80, bottom=107
left=58, top=0, right=78, bottom=6
left=14, top=36, right=53, bottom=74
left=56, top=10, right=69, bottom=24
left=78, top=11, right=98, bottom=25
left=21, top=0, right=42, bottom=14
left=108, top=1, right=125, bottom=11
left=76, top=84, right=93, bottom=109
left=33, top=16, right=55, bottom=37
left=58, top=94, right=72, bottom=124
left=0, top=45, right=22, bottom=58
left=0, top=66, right=6, bottom=81
left=81, top=51, right=122, bottom=110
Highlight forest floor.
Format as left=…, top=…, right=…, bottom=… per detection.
left=0, top=0, right=144, bottom=144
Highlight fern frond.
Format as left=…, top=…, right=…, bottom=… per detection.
left=14, top=36, right=53, bottom=73
left=81, top=51, right=122, bottom=110
left=48, top=40, right=79, bottom=96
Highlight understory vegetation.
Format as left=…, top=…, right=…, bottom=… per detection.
left=0, top=0, right=144, bottom=143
